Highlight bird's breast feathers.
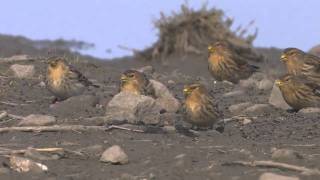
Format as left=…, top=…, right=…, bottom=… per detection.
left=121, top=83, right=141, bottom=95
left=185, top=96, right=201, bottom=114
left=48, top=67, right=65, bottom=88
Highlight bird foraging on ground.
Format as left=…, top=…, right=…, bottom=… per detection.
left=46, top=56, right=99, bottom=102
left=280, top=48, right=320, bottom=83
left=276, top=74, right=320, bottom=111
left=182, top=83, right=221, bottom=130
left=119, top=70, right=155, bottom=97
left=207, top=42, right=259, bottom=84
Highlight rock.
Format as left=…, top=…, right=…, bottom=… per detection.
left=162, top=126, right=176, bottom=133
left=244, top=104, right=272, bottom=114
left=239, top=78, right=257, bottom=89
left=10, top=156, right=48, bottom=173
left=18, top=114, right=56, bottom=126
left=298, top=107, right=320, bottom=114
left=269, top=82, right=291, bottom=110
left=229, top=102, right=253, bottom=115
left=100, top=145, right=129, bottom=165
left=223, top=90, right=245, bottom=98
left=10, top=64, right=35, bottom=78
left=259, top=173, right=299, bottom=180
left=136, top=65, right=154, bottom=76
left=105, top=92, right=162, bottom=125
left=167, top=80, right=175, bottom=84
left=256, top=78, right=273, bottom=91
left=150, top=80, right=181, bottom=113
left=271, top=148, right=303, bottom=162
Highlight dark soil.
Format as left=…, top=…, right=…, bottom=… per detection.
left=0, top=47, right=319, bottom=180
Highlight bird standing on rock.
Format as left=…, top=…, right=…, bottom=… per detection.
left=119, top=70, right=155, bottom=97
left=46, top=56, right=99, bottom=102
left=280, top=48, right=320, bottom=83
left=207, top=42, right=259, bottom=84
left=182, top=83, right=221, bottom=130
left=276, top=74, right=320, bottom=111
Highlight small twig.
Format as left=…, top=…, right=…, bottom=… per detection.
left=0, top=101, right=28, bottom=106
left=0, top=125, right=145, bottom=133
left=223, top=160, right=320, bottom=176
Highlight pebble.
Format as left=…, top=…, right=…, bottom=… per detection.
left=18, top=114, right=56, bottom=126
left=100, top=145, right=129, bottom=165
left=259, top=172, right=299, bottom=180
left=10, top=64, right=35, bottom=78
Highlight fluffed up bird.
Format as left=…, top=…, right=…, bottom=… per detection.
left=276, top=74, right=320, bottom=111
left=182, top=83, right=221, bottom=129
left=280, top=48, right=320, bottom=83
left=119, top=70, right=155, bottom=97
left=46, top=56, right=99, bottom=102
left=208, top=42, right=259, bottom=84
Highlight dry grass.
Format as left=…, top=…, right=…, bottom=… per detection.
left=137, top=3, right=263, bottom=62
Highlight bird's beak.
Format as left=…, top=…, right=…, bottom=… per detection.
left=183, top=88, right=190, bottom=96
left=120, top=75, right=128, bottom=82
left=275, top=80, right=282, bottom=86
left=208, top=46, right=214, bottom=53
left=280, top=54, right=287, bottom=61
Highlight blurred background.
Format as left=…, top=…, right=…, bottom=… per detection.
left=0, top=0, right=319, bottom=59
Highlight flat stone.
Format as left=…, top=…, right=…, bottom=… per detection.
left=298, top=107, right=320, bottom=114
left=256, top=78, right=273, bottom=91
left=259, top=173, right=299, bottom=180
left=18, top=114, right=56, bottom=126
left=271, top=148, right=303, bottom=162
left=10, top=64, right=35, bottom=78
left=229, top=102, right=253, bottom=115
left=223, top=90, right=245, bottom=98
left=100, top=145, right=129, bottom=165
left=269, top=82, right=291, bottom=110
left=244, top=104, right=272, bottom=114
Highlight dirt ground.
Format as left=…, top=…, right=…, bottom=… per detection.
left=0, top=48, right=319, bottom=180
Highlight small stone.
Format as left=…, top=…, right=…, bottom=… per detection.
left=256, top=78, right=273, bottom=91
left=10, top=156, right=48, bottom=173
left=229, top=102, right=253, bottom=115
left=242, top=118, right=252, bottom=125
left=269, top=82, right=291, bottom=110
left=10, top=64, right=35, bottom=78
left=39, top=81, right=46, bottom=88
left=162, top=126, right=176, bottom=133
left=239, top=78, right=257, bottom=89
left=298, top=107, right=320, bottom=114
left=259, top=172, right=299, bottom=180
left=223, top=90, right=245, bottom=98
left=167, top=80, right=175, bottom=84
left=244, top=104, right=272, bottom=114
left=271, top=148, right=303, bottom=162
left=100, top=145, right=129, bottom=165
left=136, top=66, right=154, bottom=76
left=18, top=114, right=56, bottom=126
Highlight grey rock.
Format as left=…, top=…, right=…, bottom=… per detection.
left=271, top=148, right=303, bottom=162
left=105, top=92, right=162, bottom=125
left=269, top=82, right=291, bottom=110
left=0, top=167, right=10, bottom=175
left=150, top=79, right=181, bottom=113
left=136, top=65, right=154, bottom=76
left=100, top=145, right=129, bottom=165
left=256, top=78, right=274, bottom=91
left=244, top=104, right=272, bottom=114
left=223, top=90, right=245, bottom=98
left=239, top=78, right=257, bottom=89
left=19, top=114, right=56, bottom=126
left=10, top=64, right=35, bottom=78
left=259, top=173, right=299, bottom=180
left=298, top=107, right=320, bottom=114
left=229, top=102, right=253, bottom=115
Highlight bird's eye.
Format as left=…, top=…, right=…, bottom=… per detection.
left=128, top=74, right=134, bottom=78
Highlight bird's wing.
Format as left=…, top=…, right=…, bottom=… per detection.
left=67, top=65, right=98, bottom=87
left=305, top=81, right=320, bottom=97
left=304, top=54, right=320, bottom=72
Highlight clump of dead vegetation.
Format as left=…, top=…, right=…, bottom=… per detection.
left=136, top=3, right=263, bottom=62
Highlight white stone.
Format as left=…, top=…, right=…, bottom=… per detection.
left=100, top=145, right=128, bottom=165
left=18, top=114, right=56, bottom=126
left=259, top=173, right=299, bottom=180
left=10, top=64, right=35, bottom=78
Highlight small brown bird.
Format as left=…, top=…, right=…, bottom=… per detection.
left=281, top=48, right=320, bottom=83
left=182, top=84, right=220, bottom=129
left=119, top=70, right=155, bottom=97
left=46, top=56, right=98, bottom=102
left=208, top=42, right=259, bottom=83
left=276, top=74, right=320, bottom=110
